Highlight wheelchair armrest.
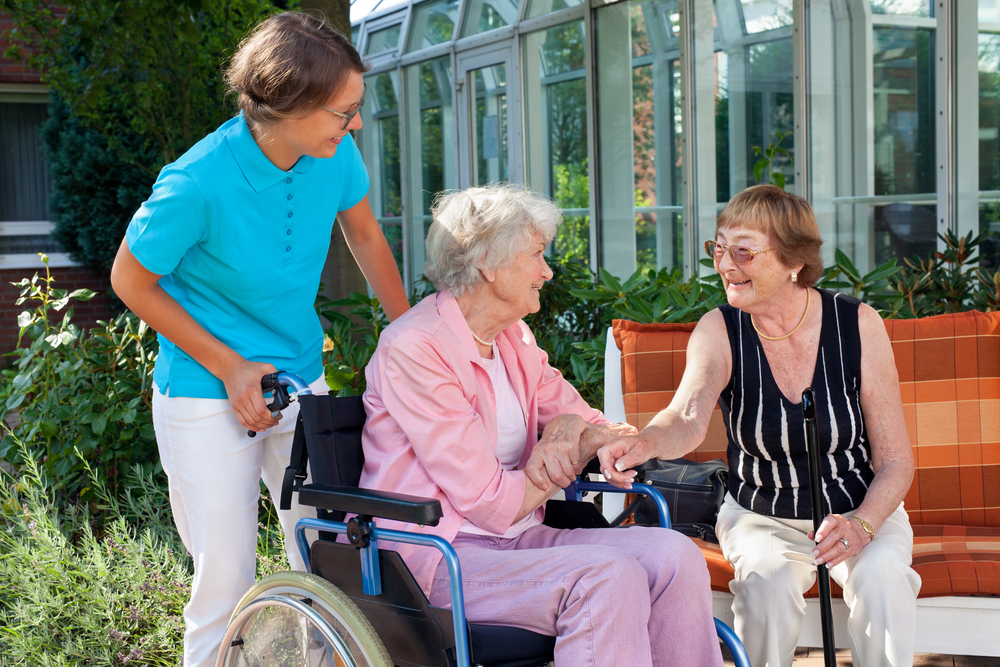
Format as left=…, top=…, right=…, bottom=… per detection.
left=298, top=483, right=443, bottom=527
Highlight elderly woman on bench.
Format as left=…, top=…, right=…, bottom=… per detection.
left=359, top=184, right=724, bottom=667
left=599, top=184, right=921, bottom=667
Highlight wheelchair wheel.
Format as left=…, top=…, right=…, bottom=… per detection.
left=216, top=571, right=392, bottom=667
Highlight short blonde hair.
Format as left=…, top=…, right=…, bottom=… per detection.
left=717, top=184, right=824, bottom=287
left=224, top=12, right=368, bottom=134
left=424, top=185, right=561, bottom=297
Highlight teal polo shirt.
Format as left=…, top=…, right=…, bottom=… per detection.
left=126, top=114, right=369, bottom=398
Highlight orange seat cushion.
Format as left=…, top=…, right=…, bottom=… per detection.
left=613, top=310, right=1000, bottom=598
left=691, top=524, right=1000, bottom=598
left=883, top=312, right=1000, bottom=528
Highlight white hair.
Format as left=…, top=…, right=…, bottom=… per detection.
left=423, top=184, right=561, bottom=297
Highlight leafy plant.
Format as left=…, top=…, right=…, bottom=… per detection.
left=823, top=230, right=1000, bottom=319
left=0, top=255, right=159, bottom=505
left=752, top=130, right=793, bottom=189
left=0, top=440, right=190, bottom=665
left=2, top=0, right=292, bottom=271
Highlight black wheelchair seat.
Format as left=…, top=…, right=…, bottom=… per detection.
left=281, top=393, right=558, bottom=667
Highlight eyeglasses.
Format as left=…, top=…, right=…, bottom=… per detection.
left=315, top=82, right=367, bottom=130
left=704, top=240, right=773, bottom=264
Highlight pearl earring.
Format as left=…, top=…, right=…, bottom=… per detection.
left=791, top=271, right=798, bottom=283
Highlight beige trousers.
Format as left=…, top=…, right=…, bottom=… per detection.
left=716, top=494, right=921, bottom=667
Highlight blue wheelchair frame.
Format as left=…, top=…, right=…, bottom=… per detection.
left=272, top=372, right=749, bottom=667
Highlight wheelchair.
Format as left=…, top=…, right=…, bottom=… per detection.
left=216, top=372, right=751, bottom=667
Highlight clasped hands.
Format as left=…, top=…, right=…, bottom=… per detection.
left=524, top=415, right=637, bottom=491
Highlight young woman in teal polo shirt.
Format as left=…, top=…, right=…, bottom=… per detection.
left=110, top=12, right=409, bottom=666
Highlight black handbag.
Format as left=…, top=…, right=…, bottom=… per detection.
left=629, top=458, right=728, bottom=543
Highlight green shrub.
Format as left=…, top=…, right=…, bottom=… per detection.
left=2, top=0, right=293, bottom=272
left=40, top=98, right=157, bottom=272
left=0, top=255, right=159, bottom=505
left=0, top=442, right=190, bottom=665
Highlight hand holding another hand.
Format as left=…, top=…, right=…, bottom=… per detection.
left=596, top=431, right=660, bottom=489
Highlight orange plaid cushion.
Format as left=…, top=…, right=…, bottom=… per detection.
left=691, top=526, right=1000, bottom=597
left=613, top=320, right=727, bottom=463
left=614, top=312, right=1000, bottom=524
left=614, top=312, right=1000, bottom=598
left=911, top=524, right=1000, bottom=596
left=885, top=311, right=1000, bottom=528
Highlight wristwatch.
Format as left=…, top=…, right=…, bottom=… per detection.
left=851, top=515, right=876, bottom=541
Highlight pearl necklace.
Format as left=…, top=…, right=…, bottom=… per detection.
left=469, top=329, right=495, bottom=346
left=751, top=288, right=811, bottom=341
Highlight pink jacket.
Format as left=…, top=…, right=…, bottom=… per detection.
left=360, top=290, right=607, bottom=595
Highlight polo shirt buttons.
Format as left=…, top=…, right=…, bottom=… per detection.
left=287, top=194, right=293, bottom=200
left=287, top=212, right=293, bottom=218
left=286, top=229, right=292, bottom=235
left=285, top=246, right=291, bottom=252
left=285, top=177, right=292, bottom=184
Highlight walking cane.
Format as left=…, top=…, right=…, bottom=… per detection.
left=802, top=387, right=837, bottom=667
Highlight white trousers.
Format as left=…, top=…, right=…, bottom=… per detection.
left=152, top=378, right=326, bottom=667
left=716, top=494, right=921, bottom=667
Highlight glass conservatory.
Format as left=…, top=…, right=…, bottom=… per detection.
left=350, top=0, right=1000, bottom=288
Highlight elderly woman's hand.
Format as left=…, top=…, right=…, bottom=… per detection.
left=525, top=415, right=590, bottom=490
left=525, top=418, right=636, bottom=490
left=809, top=513, right=874, bottom=567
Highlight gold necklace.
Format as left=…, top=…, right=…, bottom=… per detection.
left=751, top=288, right=811, bottom=341
left=469, top=329, right=495, bottom=346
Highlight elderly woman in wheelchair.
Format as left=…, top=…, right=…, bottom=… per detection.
left=218, top=185, right=746, bottom=667
left=357, top=184, right=724, bottom=667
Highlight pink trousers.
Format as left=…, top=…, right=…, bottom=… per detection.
left=427, top=524, right=724, bottom=667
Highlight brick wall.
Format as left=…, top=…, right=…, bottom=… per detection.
left=0, top=266, right=120, bottom=357
left=0, top=6, right=68, bottom=84
left=0, top=11, right=41, bottom=84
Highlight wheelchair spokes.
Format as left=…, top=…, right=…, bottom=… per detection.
left=217, top=572, right=391, bottom=667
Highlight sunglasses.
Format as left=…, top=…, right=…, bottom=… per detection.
left=704, top=240, right=773, bottom=264
left=316, top=82, right=367, bottom=130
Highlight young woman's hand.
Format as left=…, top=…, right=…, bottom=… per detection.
left=222, top=359, right=281, bottom=432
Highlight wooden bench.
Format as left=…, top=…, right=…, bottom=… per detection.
left=601, top=311, right=1000, bottom=657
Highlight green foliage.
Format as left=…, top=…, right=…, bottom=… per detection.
left=2, top=0, right=285, bottom=172
left=0, top=441, right=190, bottom=665
left=525, top=257, right=728, bottom=406
left=0, top=256, right=159, bottom=505
left=752, top=130, right=793, bottom=189
left=824, top=230, right=1000, bottom=318
left=40, top=98, right=157, bottom=272
left=2, top=0, right=292, bottom=271
left=316, top=291, right=393, bottom=396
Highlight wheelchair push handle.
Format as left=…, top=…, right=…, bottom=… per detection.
left=246, top=371, right=314, bottom=438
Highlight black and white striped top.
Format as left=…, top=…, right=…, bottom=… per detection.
left=717, top=288, right=875, bottom=520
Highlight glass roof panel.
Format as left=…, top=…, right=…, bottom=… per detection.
left=351, top=0, right=384, bottom=25
left=740, top=0, right=792, bottom=34
left=407, top=0, right=460, bottom=52
left=525, top=0, right=583, bottom=20
left=366, top=23, right=402, bottom=54
left=869, top=0, right=932, bottom=17
left=460, top=0, right=521, bottom=38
